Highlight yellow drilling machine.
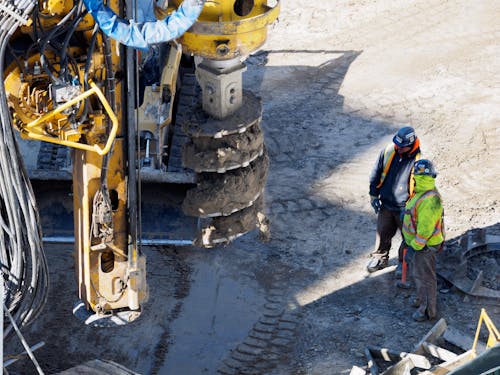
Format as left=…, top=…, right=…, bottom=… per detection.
left=0, top=0, right=279, bottom=329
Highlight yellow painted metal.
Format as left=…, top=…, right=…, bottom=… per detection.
left=472, top=308, right=500, bottom=355
left=69, top=2, right=146, bottom=316
left=138, top=43, right=182, bottom=134
left=138, top=43, right=182, bottom=167
left=46, top=0, right=73, bottom=16
left=4, top=50, right=110, bottom=151
left=5, top=0, right=146, bottom=318
left=138, top=86, right=162, bottom=135
left=172, top=0, right=280, bottom=59
left=20, top=3, right=94, bottom=34
left=73, top=139, right=146, bottom=314
left=159, top=43, right=183, bottom=129
left=23, top=81, right=118, bottom=155
left=4, top=52, right=84, bottom=127
left=74, top=82, right=146, bottom=315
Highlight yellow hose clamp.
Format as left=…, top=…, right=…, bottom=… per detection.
left=24, top=81, right=118, bottom=156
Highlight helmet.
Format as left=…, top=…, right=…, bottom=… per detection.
left=413, top=159, right=437, bottom=178
left=393, top=126, right=416, bottom=148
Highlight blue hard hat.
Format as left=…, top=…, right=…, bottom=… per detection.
left=414, top=159, right=437, bottom=178
left=393, top=126, right=417, bottom=147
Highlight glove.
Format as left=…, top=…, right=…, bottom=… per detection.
left=370, top=195, right=381, bottom=214
left=404, top=245, right=415, bottom=265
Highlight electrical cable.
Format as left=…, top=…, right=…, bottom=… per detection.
left=38, top=3, right=78, bottom=83
left=100, top=33, right=115, bottom=188
left=80, top=23, right=100, bottom=124
left=59, top=1, right=87, bottom=82
left=0, top=0, right=49, bottom=340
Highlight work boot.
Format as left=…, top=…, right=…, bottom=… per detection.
left=411, top=298, right=421, bottom=308
left=412, top=310, right=428, bottom=322
left=366, top=257, right=388, bottom=273
left=411, top=310, right=436, bottom=322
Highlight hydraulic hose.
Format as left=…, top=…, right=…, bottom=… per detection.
left=82, top=0, right=205, bottom=50
left=0, top=0, right=49, bottom=340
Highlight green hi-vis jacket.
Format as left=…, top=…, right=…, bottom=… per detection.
left=402, top=175, right=444, bottom=251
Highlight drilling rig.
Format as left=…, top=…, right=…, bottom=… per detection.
left=0, top=0, right=279, bottom=328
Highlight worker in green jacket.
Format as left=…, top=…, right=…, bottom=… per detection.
left=402, top=159, right=444, bottom=322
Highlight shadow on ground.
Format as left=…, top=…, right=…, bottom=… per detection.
left=6, top=50, right=498, bottom=375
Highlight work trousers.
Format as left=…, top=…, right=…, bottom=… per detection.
left=372, top=207, right=405, bottom=263
left=412, top=248, right=437, bottom=319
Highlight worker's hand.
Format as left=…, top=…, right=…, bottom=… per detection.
left=370, top=195, right=381, bottom=214
left=404, top=246, right=415, bottom=264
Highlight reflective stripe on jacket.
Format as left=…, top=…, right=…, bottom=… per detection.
left=402, top=176, right=444, bottom=250
left=377, top=143, right=420, bottom=197
left=376, top=144, right=397, bottom=189
left=369, top=138, right=420, bottom=210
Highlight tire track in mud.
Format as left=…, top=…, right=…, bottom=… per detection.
left=230, top=41, right=380, bottom=375
left=270, top=197, right=331, bottom=218
left=252, top=1, right=500, bottom=372
left=217, top=263, right=303, bottom=375
left=150, top=250, right=192, bottom=375
left=259, top=50, right=367, bottom=180
left=248, top=50, right=369, bottom=360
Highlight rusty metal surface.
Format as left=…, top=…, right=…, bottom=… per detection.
left=437, top=229, right=500, bottom=300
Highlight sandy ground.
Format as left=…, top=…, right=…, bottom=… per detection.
left=5, top=0, right=500, bottom=374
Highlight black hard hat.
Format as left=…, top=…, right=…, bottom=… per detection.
left=414, top=159, right=437, bottom=178
left=393, top=126, right=416, bottom=147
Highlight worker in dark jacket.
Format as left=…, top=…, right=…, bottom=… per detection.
left=367, top=126, right=421, bottom=273
left=402, top=159, right=444, bottom=321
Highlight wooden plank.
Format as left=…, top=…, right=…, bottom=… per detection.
left=422, top=341, right=458, bottom=362
left=407, top=353, right=432, bottom=369
left=350, top=365, right=367, bottom=375
left=381, top=356, right=413, bottom=375
left=367, top=346, right=406, bottom=362
left=428, top=350, right=475, bottom=375
left=56, top=359, right=140, bottom=375
left=365, top=347, right=379, bottom=375
left=443, top=325, right=486, bottom=353
left=413, top=318, right=448, bottom=355
left=366, top=347, right=430, bottom=370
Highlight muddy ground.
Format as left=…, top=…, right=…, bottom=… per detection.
left=5, top=0, right=500, bottom=374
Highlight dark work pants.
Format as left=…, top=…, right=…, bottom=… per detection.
left=412, top=248, right=437, bottom=318
left=372, top=207, right=405, bottom=263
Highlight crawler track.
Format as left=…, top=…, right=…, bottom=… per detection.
left=218, top=264, right=302, bottom=375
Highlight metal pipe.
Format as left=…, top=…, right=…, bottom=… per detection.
left=4, top=304, right=44, bottom=374
left=140, top=239, right=193, bottom=246
left=43, top=236, right=193, bottom=246
left=3, top=342, right=45, bottom=367
left=126, top=0, right=140, bottom=256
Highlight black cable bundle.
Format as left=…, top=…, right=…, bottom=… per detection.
left=0, top=0, right=49, bottom=339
